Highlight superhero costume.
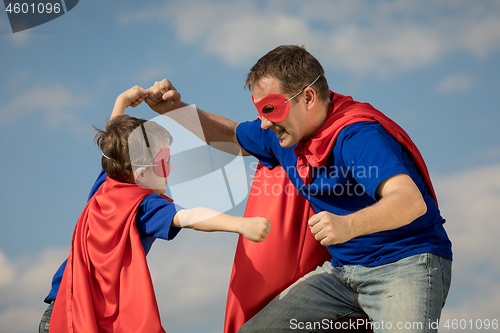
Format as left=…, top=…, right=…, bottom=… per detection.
left=50, top=177, right=173, bottom=333
left=224, top=92, right=451, bottom=332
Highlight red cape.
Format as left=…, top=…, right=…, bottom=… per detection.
left=224, top=92, right=436, bottom=332
left=224, top=164, right=331, bottom=333
left=294, top=92, right=437, bottom=204
left=50, top=178, right=170, bottom=333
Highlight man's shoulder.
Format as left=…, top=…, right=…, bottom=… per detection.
left=337, top=121, right=387, bottom=141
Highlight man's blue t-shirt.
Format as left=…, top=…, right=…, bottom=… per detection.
left=44, top=169, right=183, bottom=303
left=236, top=119, right=452, bottom=266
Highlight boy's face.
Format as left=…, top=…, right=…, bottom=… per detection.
left=133, top=145, right=173, bottom=194
left=141, top=163, right=173, bottom=194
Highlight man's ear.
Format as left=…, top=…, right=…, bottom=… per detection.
left=133, top=167, right=148, bottom=184
left=303, top=87, right=316, bottom=110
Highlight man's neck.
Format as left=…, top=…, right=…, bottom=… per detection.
left=302, top=101, right=332, bottom=142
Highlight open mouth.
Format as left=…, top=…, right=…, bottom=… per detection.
left=276, top=129, right=287, bottom=140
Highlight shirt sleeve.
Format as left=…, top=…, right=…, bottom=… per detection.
left=236, top=119, right=280, bottom=169
left=338, top=122, right=411, bottom=199
left=136, top=194, right=184, bottom=241
left=87, top=168, right=108, bottom=201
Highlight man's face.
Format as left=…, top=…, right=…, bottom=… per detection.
left=251, top=77, right=307, bottom=148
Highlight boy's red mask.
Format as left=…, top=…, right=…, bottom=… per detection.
left=132, top=147, right=171, bottom=178
left=152, top=147, right=171, bottom=178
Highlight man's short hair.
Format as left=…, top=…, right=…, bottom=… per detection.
left=245, top=45, right=330, bottom=104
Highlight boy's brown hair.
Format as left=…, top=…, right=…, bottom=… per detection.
left=245, top=45, right=330, bottom=104
left=94, top=115, right=173, bottom=182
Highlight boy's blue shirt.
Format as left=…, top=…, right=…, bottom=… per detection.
left=44, top=169, right=182, bottom=303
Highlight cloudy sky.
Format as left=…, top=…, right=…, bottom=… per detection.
left=1, top=1, right=500, bottom=332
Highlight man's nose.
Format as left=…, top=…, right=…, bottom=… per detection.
left=260, top=116, right=274, bottom=129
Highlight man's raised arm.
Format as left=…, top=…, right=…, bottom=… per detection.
left=145, top=79, right=249, bottom=156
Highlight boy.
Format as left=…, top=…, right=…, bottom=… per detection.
left=39, top=86, right=272, bottom=333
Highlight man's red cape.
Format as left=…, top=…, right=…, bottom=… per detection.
left=50, top=178, right=171, bottom=333
left=224, top=92, right=437, bottom=332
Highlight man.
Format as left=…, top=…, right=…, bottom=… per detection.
left=145, top=45, right=452, bottom=332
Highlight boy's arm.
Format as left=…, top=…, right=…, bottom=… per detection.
left=171, top=207, right=272, bottom=242
left=110, top=86, right=150, bottom=121
left=145, top=79, right=249, bottom=156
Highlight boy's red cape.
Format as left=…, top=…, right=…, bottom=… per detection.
left=224, top=92, right=437, bottom=332
left=50, top=178, right=171, bottom=333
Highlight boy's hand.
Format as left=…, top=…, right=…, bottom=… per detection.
left=110, top=86, right=150, bottom=121
left=241, top=217, right=272, bottom=242
left=146, top=79, right=181, bottom=114
left=118, top=85, right=150, bottom=108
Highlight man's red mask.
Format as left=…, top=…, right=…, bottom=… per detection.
left=252, top=74, right=322, bottom=123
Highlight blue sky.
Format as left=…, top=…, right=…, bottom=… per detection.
left=1, top=1, right=500, bottom=332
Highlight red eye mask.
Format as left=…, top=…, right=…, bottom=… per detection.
left=151, top=147, right=171, bottom=178
left=252, top=74, right=322, bottom=123
left=252, top=93, right=290, bottom=123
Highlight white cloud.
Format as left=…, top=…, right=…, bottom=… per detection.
left=436, top=74, right=475, bottom=93
left=460, top=7, right=500, bottom=58
left=440, top=284, right=500, bottom=331
left=0, top=84, right=92, bottom=134
left=8, top=30, right=31, bottom=46
left=0, top=251, right=15, bottom=287
left=433, top=164, right=500, bottom=323
left=147, top=233, right=237, bottom=331
left=434, top=164, right=500, bottom=267
left=119, top=0, right=500, bottom=77
left=202, top=13, right=312, bottom=66
left=0, top=307, right=43, bottom=333
left=0, top=18, right=31, bottom=46
left=0, top=233, right=237, bottom=333
left=0, top=247, right=68, bottom=333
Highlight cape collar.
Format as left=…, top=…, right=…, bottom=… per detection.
left=293, top=91, right=437, bottom=205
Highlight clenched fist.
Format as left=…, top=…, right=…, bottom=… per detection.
left=308, top=211, right=354, bottom=246
left=241, top=217, right=272, bottom=243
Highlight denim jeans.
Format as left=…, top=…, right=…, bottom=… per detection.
left=238, top=253, right=452, bottom=333
left=39, top=301, right=54, bottom=333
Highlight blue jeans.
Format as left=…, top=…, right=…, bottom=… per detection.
left=39, top=301, right=54, bottom=333
left=238, top=253, right=452, bottom=333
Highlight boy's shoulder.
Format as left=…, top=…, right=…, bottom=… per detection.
left=140, top=193, right=178, bottom=210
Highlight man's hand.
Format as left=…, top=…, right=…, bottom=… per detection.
left=308, top=211, right=353, bottom=246
left=145, top=79, right=182, bottom=114
left=240, top=217, right=272, bottom=243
